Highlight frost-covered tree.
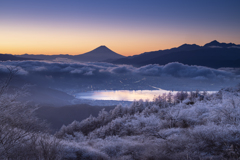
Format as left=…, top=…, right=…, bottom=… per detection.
left=56, top=85, right=240, bottom=160
left=0, top=68, right=63, bottom=159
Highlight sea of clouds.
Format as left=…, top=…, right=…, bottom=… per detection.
left=0, top=60, right=235, bottom=80
left=0, top=60, right=239, bottom=92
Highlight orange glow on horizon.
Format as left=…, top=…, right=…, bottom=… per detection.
left=1, top=1, right=240, bottom=57
left=1, top=20, right=240, bottom=56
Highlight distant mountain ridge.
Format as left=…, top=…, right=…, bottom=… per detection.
left=16, top=45, right=125, bottom=62
left=110, top=40, right=240, bottom=68
left=204, top=40, right=240, bottom=48
left=2, top=41, right=240, bottom=68
left=0, top=54, right=36, bottom=61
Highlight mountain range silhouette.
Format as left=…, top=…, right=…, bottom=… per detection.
left=0, top=54, right=35, bottom=61
left=1, top=40, right=240, bottom=68
left=109, top=40, right=240, bottom=68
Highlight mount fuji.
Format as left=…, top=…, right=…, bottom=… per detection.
left=16, top=45, right=125, bottom=62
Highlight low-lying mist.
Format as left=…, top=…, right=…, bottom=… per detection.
left=0, top=60, right=239, bottom=93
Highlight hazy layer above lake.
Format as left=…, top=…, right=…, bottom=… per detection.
left=75, top=89, right=217, bottom=101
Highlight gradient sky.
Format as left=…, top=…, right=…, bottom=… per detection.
left=0, top=0, right=240, bottom=56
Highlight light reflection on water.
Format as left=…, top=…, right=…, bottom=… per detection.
left=76, top=90, right=216, bottom=101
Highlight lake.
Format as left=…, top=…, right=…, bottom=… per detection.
left=75, top=90, right=217, bottom=101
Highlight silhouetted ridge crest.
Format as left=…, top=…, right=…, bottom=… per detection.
left=110, top=40, right=240, bottom=68
left=177, top=43, right=201, bottom=51
left=204, top=40, right=239, bottom=48
left=0, top=54, right=37, bottom=61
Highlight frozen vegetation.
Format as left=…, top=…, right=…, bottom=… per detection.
left=1, top=71, right=240, bottom=160
left=55, top=86, right=240, bottom=160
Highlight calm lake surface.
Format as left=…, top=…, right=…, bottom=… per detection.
left=75, top=90, right=217, bottom=101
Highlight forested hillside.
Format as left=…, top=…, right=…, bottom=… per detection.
left=1, top=75, right=240, bottom=159
left=54, top=86, right=240, bottom=159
